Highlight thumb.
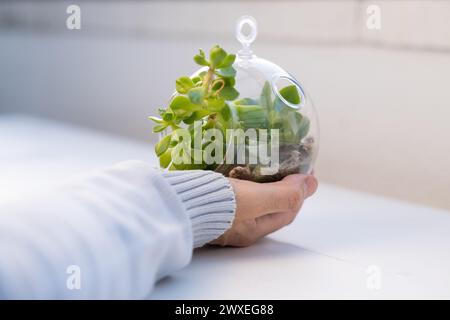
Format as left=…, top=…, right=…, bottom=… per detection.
left=280, top=174, right=318, bottom=199
left=256, top=174, right=318, bottom=215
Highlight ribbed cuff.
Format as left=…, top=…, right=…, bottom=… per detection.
left=161, top=170, right=236, bottom=248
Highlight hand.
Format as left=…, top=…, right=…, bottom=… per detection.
left=210, top=174, right=318, bottom=247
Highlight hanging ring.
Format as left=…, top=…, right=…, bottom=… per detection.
left=236, top=15, right=257, bottom=47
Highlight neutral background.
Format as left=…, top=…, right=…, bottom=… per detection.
left=1, top=0, right=449, bottom=210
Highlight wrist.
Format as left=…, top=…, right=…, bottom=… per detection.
left=162, top=170, right=236, bottom=248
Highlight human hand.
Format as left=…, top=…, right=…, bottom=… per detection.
left=210, top=174, right=318, bottom=247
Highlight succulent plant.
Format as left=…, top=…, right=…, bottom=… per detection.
left=149, top=45, right=311, bottom=181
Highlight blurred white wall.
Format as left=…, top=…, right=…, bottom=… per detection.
left=1, top=0, right=449, bottom=210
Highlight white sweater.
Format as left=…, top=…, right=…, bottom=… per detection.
left=0, top=160, right=236, bottom=299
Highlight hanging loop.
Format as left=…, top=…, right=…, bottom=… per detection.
left=236, top=15, right=257, bottom=53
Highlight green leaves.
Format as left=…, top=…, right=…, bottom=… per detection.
left=274, top=85, right=300, bottom=112
left=149, top=111, right=176, bottom=133
left=183, top=109, right=212, bottom=124
left=176, top=76, right=194, bottom=94
left=235, top=104, right=268, bottom=129
left=162, top=110, right=174, bottom=122
left=215, top=66, right=236, bottom=78
left=220, top=104, right=232, bottom=122
left=218, top=86, right=239, bottom=100
left=169, top=95, right=201, bottom=117
left=150, top=44, right=246, bottom=171
left=194, top=47, right=235, bottom=73
left=210, top=48, right=236, bottom=79
left=235, top=98, right=259, bottom=105
left=260, top=81, right=273, bottom=110
left=279, top=85, right=301, bottom=105
left=209, top=45, right=227, bottom=68
left=166, top=45, right=238, bottom=125
left=296, top=115, right=310, bottom=140
left=194, top=49, right=209, bottom=66
left=159, top=148, right=173, bottom=168
left=148, top=116, right=164, bottom=124
left=170, top=95, right=191, bottom=110
left=155, top=134, right=171, bottom=156
left=206, top=97, right=225, bottom=111
left=188, top=87, right=205, bottom=105
left=218, top=54, right=236, bottom=68
left=152, top=124, right=168, bottom=133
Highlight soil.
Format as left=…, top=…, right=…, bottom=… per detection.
left=215, top=136, right=314, bottom=183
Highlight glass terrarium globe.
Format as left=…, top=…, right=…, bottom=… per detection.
left=162, top=16, right=319, bottom=182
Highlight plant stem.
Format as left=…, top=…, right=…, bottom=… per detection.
left=203, top=68, right=215, bottom=94
left=203, top=68, right=217, bottom=123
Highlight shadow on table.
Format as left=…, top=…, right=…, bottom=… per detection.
left=153, top=237, right=314, bottom=293
left=195, top=237, right=314, bottom=261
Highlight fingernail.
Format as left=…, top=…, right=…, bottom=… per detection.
left=303, top=176, right=317, bottom=198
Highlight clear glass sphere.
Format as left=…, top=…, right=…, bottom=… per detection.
left=223, top=54, right=319, bottom=181
left=160, top=16, right=319, bottom=182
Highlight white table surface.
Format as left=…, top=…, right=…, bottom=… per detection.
left=1, top=114, right=450, bottom=299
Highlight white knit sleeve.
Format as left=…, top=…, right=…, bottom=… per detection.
left=0, top=161, right=235, bottom=299
left=161, top=170, right=236, bottom=248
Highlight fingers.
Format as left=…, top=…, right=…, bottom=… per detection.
left=282, top=174, right=318, bottom=199
left=210, top=210, right=301, bottom=247
left=213, top=174, right=318, bottom=247
left=258, top=174, right=317, bottom=215
left=254, top=211, right=297, bottom=238
left=229, top=174, right=318, bottom=220
left=251, top=175, right=318, bottom=239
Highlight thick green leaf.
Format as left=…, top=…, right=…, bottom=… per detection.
left=152, top=123, right=168, bottom=133
left=159, top=148, right=172, bottom=168
left=170, top=95, right=191, bottom=110
left=148, top=116, right=164, bottom=124
left=191, top=76, right=202, bottom=85
left=279, top=85, right=300, bottom=105
left=260, top=81, right=273, bottom=110
left=155, top=134, right=171, bottom=157
left=188, top=87, right=205, bottom=105
left=170, top=95, right=201, bottom=115
left=173, top=109, right=193, bottom=118
left=220, top=104, right=232, bottom=122
left=215, top=66, right=236, bottom=78
left=235, top=104, right=268, bottom=129
left=217, top=54, right=236, bottom=68
left=158, top=108, right=166, bottom=117
left=206, top=97, right=225, bottom=111
left=194, top=49, right=209, bottom=66
left=222, top=76, right=235, bottom=87
left=297, top=115, right=310, bottom=140
left=182, top=113, right=196, bottom=125
left=218, top=86, right=239, bottom=101
left=175, top=76, right=194, bottom=94
left=162, top=111, right=174, bottom=122
left=183, top=110, right=211, bottom=124
left=273, top=85, right=300, bottom=111
left=234, top=98, right=259, bottom=105
left=209, top=45, right=227, bottom=68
